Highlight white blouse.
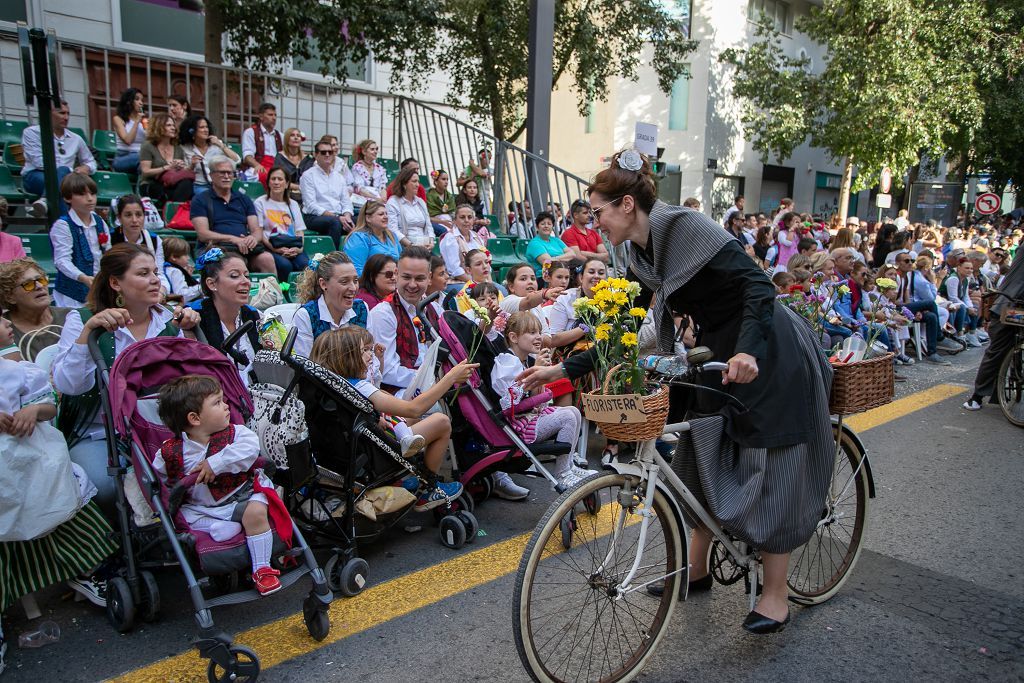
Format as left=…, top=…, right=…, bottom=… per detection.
left=386, top=196, right=432, bottom=246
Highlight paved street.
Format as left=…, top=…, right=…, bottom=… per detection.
left=3, top=346, right=1023, bottom=682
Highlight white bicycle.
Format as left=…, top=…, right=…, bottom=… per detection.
left=512, top=348, right=876, bottom=683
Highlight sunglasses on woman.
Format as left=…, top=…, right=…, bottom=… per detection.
left=19, top=275, right=49, bottom=292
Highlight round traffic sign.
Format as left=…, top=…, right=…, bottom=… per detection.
left=880, top=168, right=892, bottom=194
left=975, top=192, right=1001, bottom=215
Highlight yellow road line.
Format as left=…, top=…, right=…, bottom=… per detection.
left=845, top=383, right=965, bottom=433
left=111, top=381, right=968, bottom=681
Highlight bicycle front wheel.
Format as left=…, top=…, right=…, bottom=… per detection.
left=513, top=473, right=683, bottom=683
left=997, top=342, right=1024, bottom=427
left=787, top=425, right=870, bottom=604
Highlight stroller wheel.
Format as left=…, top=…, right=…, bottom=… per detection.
left=207, top=644, right=260, bottom=683
left=211, top=571, right=240, bottom=595
left=559, top=512, right=577, bottom=550
left=105, top=576, right=137, bottom=633
left=456, top=510, right=479, bottom=543
left=470, top=475, right=493, bottom=504
left=583, top=491, right=602, bottom=516
left=303, top=596, right=331, bottom=641
left=457, top=491, right=476, bottom=513
left=325, top=554, right=369, bottom=597
left=139, top=570, right=161, bottom=622
left=439, top=515, right=467, bottom=549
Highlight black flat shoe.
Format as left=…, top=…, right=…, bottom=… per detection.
left=741, top=609, right=791, bottom=634
left=646, top=574, right=713, bottom=600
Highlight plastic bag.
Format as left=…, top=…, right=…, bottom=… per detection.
left=258, top=316, right=290, bottom=351
left=249, top=276, right=284, bottom=311
left=0, top=423, right=81, bottom=541
left=402, top=338, right=443, bottom=401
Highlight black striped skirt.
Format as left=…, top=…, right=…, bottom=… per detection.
left=1, top=501, right=118, bottom=611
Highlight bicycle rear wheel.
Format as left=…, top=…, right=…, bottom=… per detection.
left=787, top=425, right=870, bottom=605
left=513, top=473, right=683, bottom=683
left=997, top=342, right=1024, bottom=427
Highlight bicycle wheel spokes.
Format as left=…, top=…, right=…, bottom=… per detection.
left=998, top=346, right=1024, bottom=427
left=787, top=428, right=870, bottom=604
left=514, top=473, right=683, bottom=683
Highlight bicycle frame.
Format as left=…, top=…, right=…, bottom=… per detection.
left=601, top=420, right=761, bottom=613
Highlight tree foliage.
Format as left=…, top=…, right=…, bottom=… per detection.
left=719, top=0, right=1013, bottom=198
left=207, top=0, right=697, bottom=142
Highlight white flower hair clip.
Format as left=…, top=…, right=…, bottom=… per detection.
left=617, top=150, right=644, bottom=172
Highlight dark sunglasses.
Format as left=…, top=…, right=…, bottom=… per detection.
left=896, top=258, right=912, bottom=264
left=316, top=149, right=335, bottom=155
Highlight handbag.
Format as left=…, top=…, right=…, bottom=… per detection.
left=269, top=234, right=304, bottom=250
left=168, top=200, right=194, bottom=229
left=161, top=167, right=196, bottom=188
left=247, top=382, right=309, bottom=471
left=249, top=275, right=284, bottom=310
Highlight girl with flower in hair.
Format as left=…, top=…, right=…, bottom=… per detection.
left=426, top=170, right=457, bottom=230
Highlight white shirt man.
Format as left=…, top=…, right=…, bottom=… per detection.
left=366, top=248, right=443, bottom=392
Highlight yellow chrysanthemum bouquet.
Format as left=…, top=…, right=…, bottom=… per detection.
left=572, top=277, right=647, bottom=395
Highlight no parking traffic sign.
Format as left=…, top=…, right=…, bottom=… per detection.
left=975, top=192, right=1001, bottom=215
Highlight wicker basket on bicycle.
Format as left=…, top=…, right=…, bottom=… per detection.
left=828, top=352, right=895, bottom=415
left=583, top=363, right=670, bottom=441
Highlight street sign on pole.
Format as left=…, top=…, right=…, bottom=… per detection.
left=875, top=193, right=892, bottom=209
left=880, top=168, right=892, bottom=194
left=975, top=192, right=1001, bottom=215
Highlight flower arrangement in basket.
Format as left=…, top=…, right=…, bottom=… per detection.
left=572, top=278, right=670, bottom=440
left=826, top=277, right=899, bottom=415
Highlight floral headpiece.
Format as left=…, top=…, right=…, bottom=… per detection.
left=308, top=252, right=326, bottom=271
left=195, top=247, right=224, bottom=270
left=430, top=170, right=442, bottom=180
left=617, top=150, right=644, bottom=172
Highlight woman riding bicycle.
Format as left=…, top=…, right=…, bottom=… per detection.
left=519, top=150, right=835, bottom=633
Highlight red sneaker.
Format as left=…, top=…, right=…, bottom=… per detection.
left=253, top=566, right=282, bottom=596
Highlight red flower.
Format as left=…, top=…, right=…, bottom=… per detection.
left=787, top=284, right=804, bottom=293
left=97, top=231, right=109, bottom=246
left=412, top=316, right=422, bottom=327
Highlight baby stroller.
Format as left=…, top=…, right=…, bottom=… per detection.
left=415, top=293, right=577, bottom=501
left=91, top=331, right=332, bottom=680
left=247, top=327, right=478, bottom=597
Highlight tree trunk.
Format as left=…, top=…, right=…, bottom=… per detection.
left=204, top=1, right=225, bottom=134
left=838, top=155, right=854, bottom=222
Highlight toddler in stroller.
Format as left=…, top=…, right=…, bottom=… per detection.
left=154, top=375, right=288, bottom=596
left=95, top=334, right=331, bottom=680
left=310, top=326, right=477, bottom=511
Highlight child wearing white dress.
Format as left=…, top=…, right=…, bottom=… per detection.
left=153, top=374, right=287, bottom=596
left=491, top=312, right=596, bottom=490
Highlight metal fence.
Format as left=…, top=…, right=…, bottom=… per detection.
left=397, top=96, right=594, bottom=237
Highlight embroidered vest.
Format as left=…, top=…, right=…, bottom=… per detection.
left=388, top=294, right=438, bottom=369
left=53, top=212, right=108, bottom=303
left=251, top=124, right=283, bottom=160
left=302, top=297, right=368, bottom=342
left=160, top=425, right=251, bottom=501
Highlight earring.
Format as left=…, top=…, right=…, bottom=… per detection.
left=115, top=292, right=125, bottom=307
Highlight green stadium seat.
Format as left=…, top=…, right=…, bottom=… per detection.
left=0, top=165, right=26, bottom=203
left=483, top=213, right=501, bottom=235
left=285, top=271, right=304, bottom=302
left=233, top=179, right=265, bottom=200
left=91, top=130, right=118, bottom=169
left=379, top=157, right=400, bottom=179
left=303, top=234, right=334, bottom=256
left=487, top=237, right=521, bottom=268
left=228, top=142, right=243, bottom=160
left=69, top=127, right=88, bottom=142
left=18, top=234, right=56, bottom=277
left=0, top=120, right=28, bottom=146
left=418, top=174, right=430, bottom=189
left=3, top=144, right=23, bottom=175
left=92, top=171, right=134, bottom=204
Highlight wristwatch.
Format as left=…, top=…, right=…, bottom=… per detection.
left=560, top=363, right=570, bottom=379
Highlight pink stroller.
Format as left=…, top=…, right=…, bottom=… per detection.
left=415, top=293, right=579, bottom=499
left=93, top=332, right=332, bottom=680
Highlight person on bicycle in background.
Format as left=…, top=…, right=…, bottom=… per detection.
left=520, top=150, right=834, bottom=634
left=963, top=253, right=1024, bottom=411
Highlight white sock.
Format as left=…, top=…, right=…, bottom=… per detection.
left=392, top=420, right=413, bottom=442
left=553, top=453, right=571, bottom=480
left=246, top=530, right=274, bottom=572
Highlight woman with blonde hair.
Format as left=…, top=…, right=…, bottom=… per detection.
left=273, top=127, right=313, bottom=199
left=290, top=251, right=369, bottom=357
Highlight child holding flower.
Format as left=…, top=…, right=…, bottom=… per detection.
left=50, top=174, right=112, bottom=308
left=491, top=312, right=596, bottom=490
